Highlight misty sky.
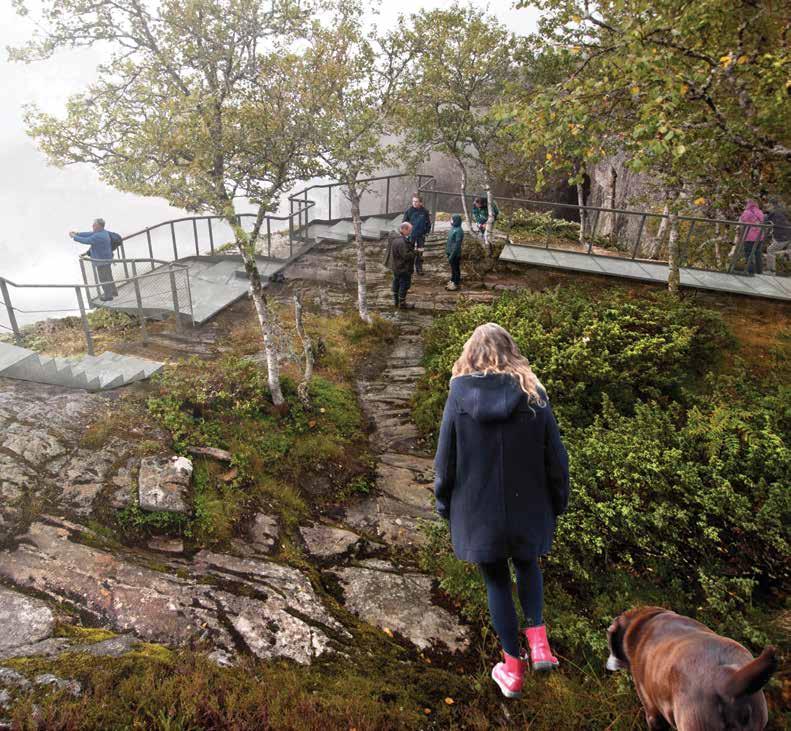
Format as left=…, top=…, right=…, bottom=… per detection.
left=0, top=1, right=538, bottom=326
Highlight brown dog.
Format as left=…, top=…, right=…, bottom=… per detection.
left=606, top=607, right=777, bottom=730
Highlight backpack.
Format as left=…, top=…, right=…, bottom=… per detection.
left=108, top=231, right=123, bottom=251
left=382, top=235, right=395, bottom=268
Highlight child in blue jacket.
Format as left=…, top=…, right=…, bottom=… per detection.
left=445, top=214, right=464, bottom=291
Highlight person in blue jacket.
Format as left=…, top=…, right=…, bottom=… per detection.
left=445, top=214, right=464, bottom=291
left=402, top=194, right=431, bottom=275
left=69, top=218, right=117, bottom=301
left=433, top=322, right=570, bottom=699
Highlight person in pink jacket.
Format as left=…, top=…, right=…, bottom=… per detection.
left=739, top=200, right=766, bottom=274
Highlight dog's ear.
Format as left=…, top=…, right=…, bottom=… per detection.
left=722, top=646, right=778, bottom=699
left=606, top=614, right=629, bottom=671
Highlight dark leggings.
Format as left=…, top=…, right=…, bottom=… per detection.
left=478, top=557, right=544, bottom=658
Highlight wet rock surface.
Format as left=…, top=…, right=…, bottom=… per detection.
left=332, top=560, right=469, bottom=653
left=0, top=517, right=345, bottom=665
left=299, top=524, right=363, bottom=559
left=0, top=587, right=54, bottom=653
left=138, top=456, right=192, bottom=514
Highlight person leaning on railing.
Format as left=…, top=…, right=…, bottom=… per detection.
left=69, top=218, right=118, bottom=301
left=766, top=197, right=791, bottom=275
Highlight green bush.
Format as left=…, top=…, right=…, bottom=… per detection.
left=414, top=287, right=731, bottom=440
left=504, top=209, right=581, bottom=240
left=415, top=286, right=789, bottom=660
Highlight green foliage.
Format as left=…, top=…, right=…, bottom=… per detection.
left=416, top=286, right=790, bottom=661
left=414, top=286, right=730, bottom=439
left=144, top=355, right=368, bottom=537
left=504, top=209, right=581, bottom=240
left=511, top=1, right=791, bottom=207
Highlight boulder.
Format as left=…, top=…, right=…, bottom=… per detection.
left=247, top=513, right=279, bottom=552
left=333, top=560, right=469, bottom=653
left=0, top=586, right=54, bottom=652
left=299, top=525, right=363, bottom=559
left=138, top=456, right=192, bottom=514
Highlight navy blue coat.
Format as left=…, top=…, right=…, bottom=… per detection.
left=433, top=373, right=570, bottom=563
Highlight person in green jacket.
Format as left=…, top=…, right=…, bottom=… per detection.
left=473, top=196, right=500, bottom=254
left=445, top=214, right=464, bottom=291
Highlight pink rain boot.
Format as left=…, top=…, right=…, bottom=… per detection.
left=491, top=650, right=527, bottom=698
left=525, top=625, right=559, bottom=671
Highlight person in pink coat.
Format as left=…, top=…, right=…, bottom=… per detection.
left=739, top=200, right=766, bottom=274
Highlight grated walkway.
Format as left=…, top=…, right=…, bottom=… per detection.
left=500, top=243, right=791, bottom=301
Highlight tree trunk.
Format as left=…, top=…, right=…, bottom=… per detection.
left=648, top=203, right=671, bottom=259
left=608, top=165, right=618, bottom=246
left=666, top=192, right=681, bottom=294
left=294, top=292, right=313, bottom=405
left=228, top=210, right=284, bottom=406
left=485, top=177, right=495, bottom=257
left=348, top=183, right=372, bottom=325
left=459, top=161, right=473, bottom=230
left=577, top=180, right=586, bottom=247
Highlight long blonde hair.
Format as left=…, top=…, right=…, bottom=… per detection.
left=451, top=323, right=545, bottom=405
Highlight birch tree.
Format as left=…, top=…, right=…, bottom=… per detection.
left=305, top=0, right=412, bottom=324
left=13, top=0, right=319, bottom=404
left=401, top=5, right=522, bottom=240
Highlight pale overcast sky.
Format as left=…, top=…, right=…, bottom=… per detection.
left=0, top=1, right=538, bottom=324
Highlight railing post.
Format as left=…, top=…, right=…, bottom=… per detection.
left=208, top=218, right=215, bottom=254
left=432, top=189, right=438, bottom=232
left=146, top=229, right=155, bottom=270
left=304, top=189, right=309, bottom=232
left=119, top=242, right=130, bottom=279
left=79, top=257, right=89, bottom=289
left=385, top=177, right=390, bottom=216
left=588, top=210, right=601, bottom=254
left=266, top=217, right=272, bottom=258
left=328, top=186, right=332, bottom=221
left=75, top=287, right=94, bottom=356
left=632, top=214, right=647, bottom=259
left=170, top=221, right=178, bottom=261
left=193, top=218, right=200, bottom=256
left=168, top=265, right=183, bottom=333
left=0, top=279, right=22, bottom=344
left=131, top=261, right=147, bottom=344
left=289, top=210, right=294, bottom=253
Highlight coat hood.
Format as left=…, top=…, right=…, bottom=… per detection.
left=451, top=373, right=528, bottom=422
left=451, top=214, right=463, bottom=228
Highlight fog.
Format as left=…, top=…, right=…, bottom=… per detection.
left=0, top=1, right=537, bottom=328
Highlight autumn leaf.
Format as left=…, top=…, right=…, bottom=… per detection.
left=694, top=197, right=706, bottom=206
left=630, top=85, right=640, bottom=95
left=444, top=697, right=455, bottom=705
left=719, top=54, right=733, bottom=68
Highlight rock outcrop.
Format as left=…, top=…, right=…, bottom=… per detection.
left=138, top=456, right=193, bottom=514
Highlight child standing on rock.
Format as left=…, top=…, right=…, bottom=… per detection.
left=445, top=214, right=464, bottom=291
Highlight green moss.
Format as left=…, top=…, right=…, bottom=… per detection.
left=54, top=625, right=117, bottom=643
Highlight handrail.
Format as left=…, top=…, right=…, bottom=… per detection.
left=412, top=184, right=775, bottom=231
left=2, top=261, right=187, bottom=289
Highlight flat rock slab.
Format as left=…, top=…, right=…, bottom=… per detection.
left=138, top=456, right=192, bottom=514
left=0, top=586, right=54, bottom=652
left=333, top=561, right=469, bottom=653
left=247, top=513, right=280, bottom=552
left=299, top=525, right=363, bottom=559
left=0, top=518, right=344, bottom=665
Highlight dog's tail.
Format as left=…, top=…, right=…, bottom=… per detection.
left=721, top=646, right=778, bottom=698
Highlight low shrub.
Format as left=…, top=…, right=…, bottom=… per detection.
left=415, top=286, right=789, bottom=663
left=414, top=286, right=731, bottom=440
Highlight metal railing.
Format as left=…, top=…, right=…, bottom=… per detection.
left=287, top=173, right=436, bottom=241
left=1, top=259, right=192, bottom=355
left=415, top=181, right=776, bottom=275
left=117, top=201, right=316, bottom=266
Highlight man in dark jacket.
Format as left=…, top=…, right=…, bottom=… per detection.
left=389, top=222, right=416, bottom=308
left=403, top=194, right=431, bottom=275
left=766, top=197, right=791, bottom=274
left=69, top=218, right=117, bottom=301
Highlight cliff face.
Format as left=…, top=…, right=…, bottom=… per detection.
left=585, top=151, right=664, bottom=244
